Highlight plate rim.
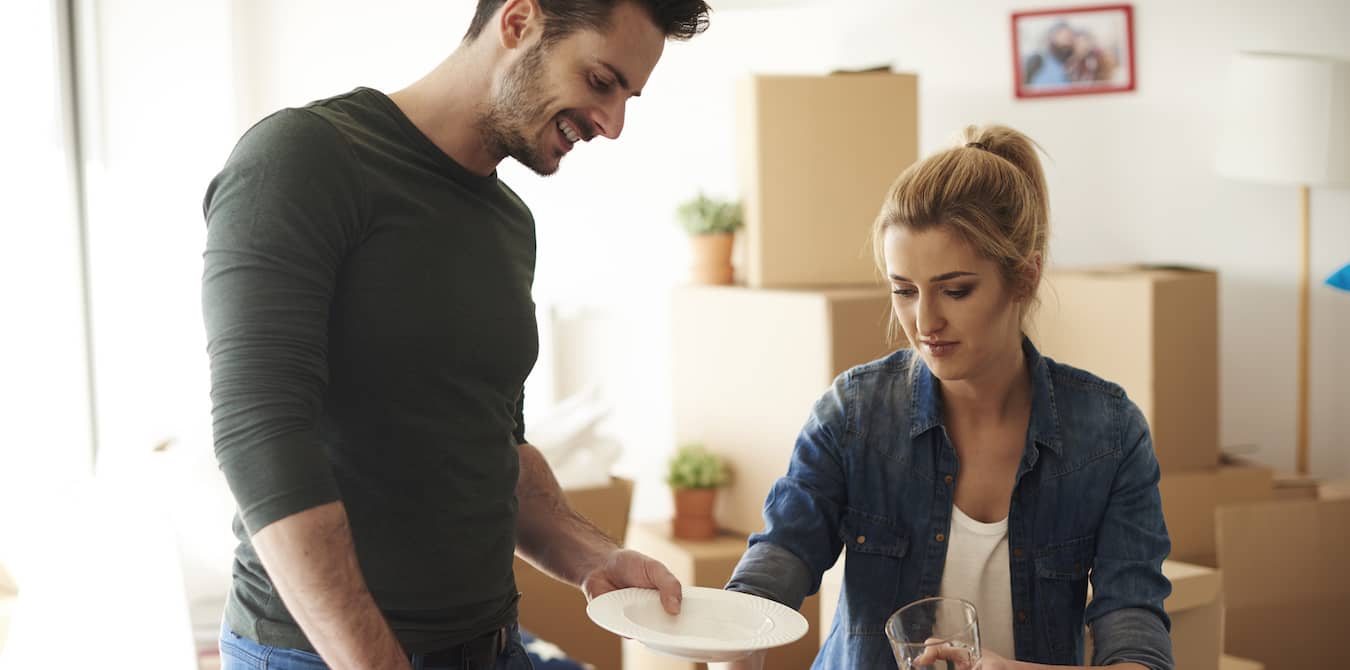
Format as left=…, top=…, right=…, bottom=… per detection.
left=585, top=585, right=809, bottom=653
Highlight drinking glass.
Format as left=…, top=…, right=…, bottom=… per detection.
left=884, top=597, right=981, bottom=669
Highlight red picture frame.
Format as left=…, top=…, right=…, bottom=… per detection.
left=1012, top=4, right=1136, bottom=99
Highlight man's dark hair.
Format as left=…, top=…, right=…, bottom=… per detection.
left=463, top=0, right=711, bottom=46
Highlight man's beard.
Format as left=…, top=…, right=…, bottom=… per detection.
left=478, top=43, right=559, bottom=176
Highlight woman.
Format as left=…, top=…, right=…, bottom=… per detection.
left=715, top=126, right=1173, bottom=670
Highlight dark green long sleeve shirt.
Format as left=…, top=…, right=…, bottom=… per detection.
left=202, top=87, right=538, bottom=653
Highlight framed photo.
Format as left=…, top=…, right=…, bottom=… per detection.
left=1012, top=4, right=1135, bottom=99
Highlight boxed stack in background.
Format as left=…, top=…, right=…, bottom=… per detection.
left=1031, top=266, right=1220, bottom=473
left=672, top=285, right=894, bottom=536
left=659, top=71, right=919, bottom=666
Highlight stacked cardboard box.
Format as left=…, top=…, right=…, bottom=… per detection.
left=673, top=71, right=917, bottom=539
left=1028, top=265, right=1273, bottom=665
left=663, top=75, right=918, bottom=669
left=1031, top=266, right=1220, bottom=473
left=737, top=71, right=919, bottom=288
left=1029, top=267, right=1278, bottom=565
left=672, top=285, right=895, bottom=536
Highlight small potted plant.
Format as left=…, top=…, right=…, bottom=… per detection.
left=676, top=192, right=743, bottom=285
left=666, top=443, right=730, bottom=540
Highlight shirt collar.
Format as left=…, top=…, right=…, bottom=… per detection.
left=908, top=336, right=1064, bottom=456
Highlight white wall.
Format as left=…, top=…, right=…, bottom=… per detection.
left=232, top=0, right=1350, bottom=522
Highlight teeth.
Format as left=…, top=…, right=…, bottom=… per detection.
left=557, top=119, right=580, bottom=143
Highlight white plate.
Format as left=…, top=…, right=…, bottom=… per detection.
left=586, top=586, right=809, bottom=662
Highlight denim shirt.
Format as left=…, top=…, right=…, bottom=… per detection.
left=727, top=338, right=1174, bottom=669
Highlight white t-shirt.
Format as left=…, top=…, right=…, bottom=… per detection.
left=937, top=504, right=1016, bottom=660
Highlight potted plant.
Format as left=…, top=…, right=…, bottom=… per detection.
left=676, top=192, right=743, bottom=285
left=666, top=443, right=730, bottom=540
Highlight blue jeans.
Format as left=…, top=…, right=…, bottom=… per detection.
left=219, top=624, right=534, bottom=670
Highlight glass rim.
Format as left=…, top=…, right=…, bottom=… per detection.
left=886, top=596, right=980, bottom=649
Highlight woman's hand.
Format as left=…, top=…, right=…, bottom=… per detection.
left=912, top=641, right=1012, bottom=669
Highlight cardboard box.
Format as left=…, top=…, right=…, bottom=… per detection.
left=736, top=71, right=919, bottom=288
left=1158, top=463, right=1274, bottom=566
left=1216, top=499, right=1350, bottom=668
left=1086, top=560, right=1223, bottom=670
left=672, top=285, right=895, bottom=536
left=622, top=522, right=821, bottom=670
left=514, top=477, right=634, bottom=670
left=1031, top=267, right=1219, bottom=473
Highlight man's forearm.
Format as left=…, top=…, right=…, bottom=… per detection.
left=250, top=501, right=411, bottom=670
left=514, top=441, right=617, bottom=586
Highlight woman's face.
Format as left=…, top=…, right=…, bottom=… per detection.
left=883, top=225, right=1027, bottom=382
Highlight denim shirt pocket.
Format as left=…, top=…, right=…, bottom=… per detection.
left=838, top=509, right=909, bottom=636
left=1033, top=535, right=1095, bottom=659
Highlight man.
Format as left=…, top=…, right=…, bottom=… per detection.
left=201, top=1, right=711, bottom=668
left=1023, top=21, right=1074, bottom=88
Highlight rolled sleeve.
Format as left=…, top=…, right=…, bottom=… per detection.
left=1091, top=607, right=1174, bottom=670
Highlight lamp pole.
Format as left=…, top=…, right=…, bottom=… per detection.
left=1297, top=185, right=1310, bottom=476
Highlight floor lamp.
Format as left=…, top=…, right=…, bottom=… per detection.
left=1215, top=52, right=1350, bottom=475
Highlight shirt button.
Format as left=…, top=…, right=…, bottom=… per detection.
left=856, top=535, right=866, bottom=544
left=1017, top=610, right=1028, bottom=623
left=935, top=533, right=946, bottom=542
left=1014, top=548, right=1025, bottom=558
left=944, top=475, right=954, bottom=485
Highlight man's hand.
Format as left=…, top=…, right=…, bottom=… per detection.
left=580, top=548, right=684, bottom=614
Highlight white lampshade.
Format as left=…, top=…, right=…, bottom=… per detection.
left=1215, top=52, right=1350, bottom=186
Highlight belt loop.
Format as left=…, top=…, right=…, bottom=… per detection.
left=497, top=626, right=508, bottom=654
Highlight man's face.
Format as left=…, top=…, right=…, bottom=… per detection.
left=480, top=2, right=666, bottom=176
left=1049, top=26, right=1075, bottom=62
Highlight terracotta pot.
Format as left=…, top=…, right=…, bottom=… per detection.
left=671, top=487, right=718, bottom=540
left=689, top=233, right=735, bottom=285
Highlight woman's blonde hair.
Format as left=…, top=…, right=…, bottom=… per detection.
left=871, top=124, right=1050, bottom=343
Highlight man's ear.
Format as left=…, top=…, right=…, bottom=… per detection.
left=497, top=0, right=542, bottom=50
